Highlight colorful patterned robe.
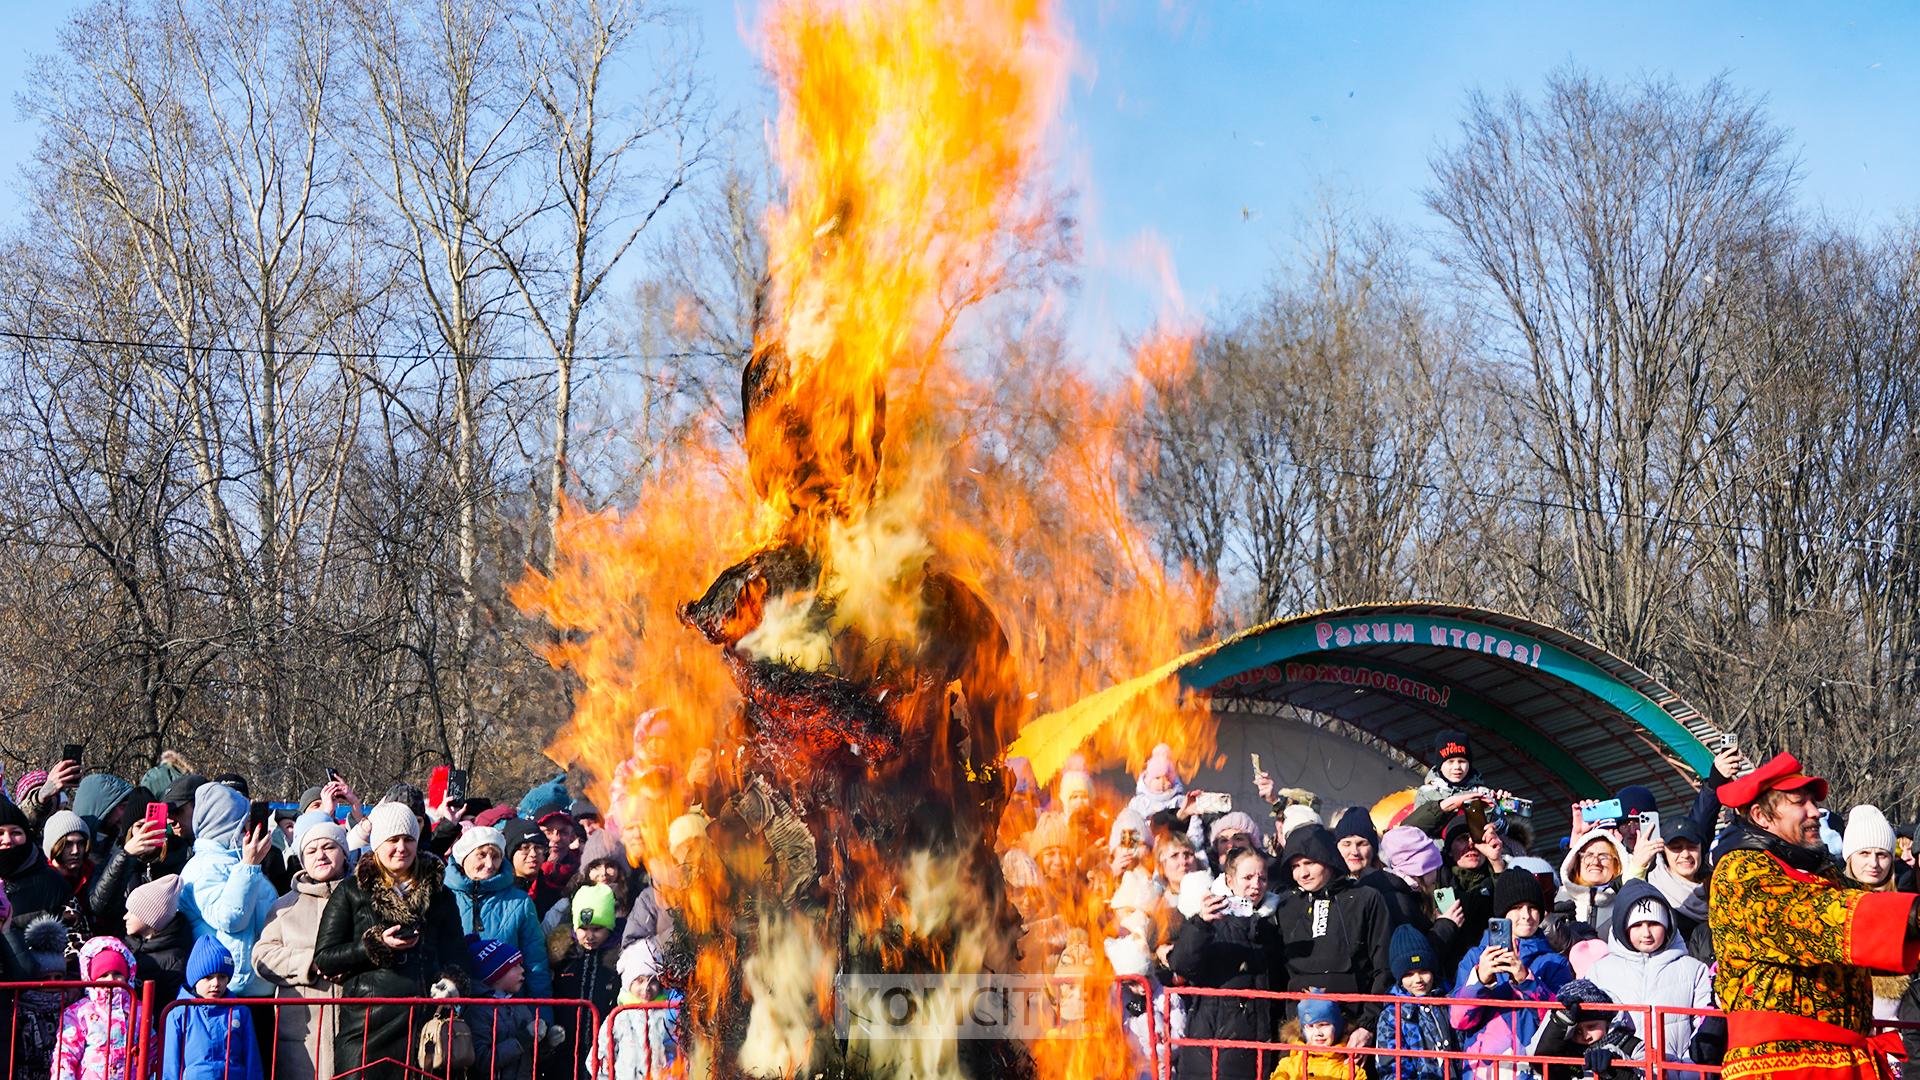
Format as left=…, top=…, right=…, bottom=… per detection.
left=1710, top=847, right=1919, bottom=1080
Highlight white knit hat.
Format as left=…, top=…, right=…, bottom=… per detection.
left=451, top=825, right=507, bottom=870
left=368, top=802, right=420, bottom=846
left=41, top=810, right=89, bottom=860
left=1844, top=804, right=1896, bottom=860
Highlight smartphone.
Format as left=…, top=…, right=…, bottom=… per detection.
left=1496, top=795, right=1534, bottom=818
left=426, top=765, right=449, bottom=809
left=1639, top=810, right=1662, bottom=841
left=246, top=800, right=272, bottom=837
left=391, top=924, right=419, bottom=941
left=1582, top=799, right=1625, bottom=824
left=1227, top=895, right=1254, bottom=918
left=1465, top=800, right=1491, bottom=839
left=1190, top=792, right=1232, bottom=816
left=144, top=802, right=169, bottom=832
left=1487, top=917, right=1513, bottom=952
left=1433, top=886, right=1457, bottom=912
left=61, top=743, right=82, bottom=767
left=325, top=768, right=343, bottom=785
left=1719, top=731, right=1738, bottom=752
left=1249, top=752, right=1263, bottom=775
left=445, top=768, right=469, bottom=806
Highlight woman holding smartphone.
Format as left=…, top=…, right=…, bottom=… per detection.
left=314, top=802, right=471, bottom=1080
left=1169, top=846, right=1284, bottom=1080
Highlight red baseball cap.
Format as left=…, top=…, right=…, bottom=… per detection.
left=1718, top=751, right=1828, bottom=809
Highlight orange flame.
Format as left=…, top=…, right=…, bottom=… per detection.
left=516, top=0, right=1219, bottom=1075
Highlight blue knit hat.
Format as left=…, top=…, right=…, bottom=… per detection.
left=467, top=935, right=524, bottom=986
left=1331, top=806, right=1379, bottom=848
left=186, top=935, right=235, bottom=987
left=1389, top=924, right=1437, bottom=980
left=1296, top=993, right=1343, bottom=1032
left=519, top=773, right=570, bottom=821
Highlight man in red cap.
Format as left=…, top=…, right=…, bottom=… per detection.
left=1710, top=751, right=1920, bottom=1080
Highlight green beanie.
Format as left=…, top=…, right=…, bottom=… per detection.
left=572, top=883, right=618, bottom=930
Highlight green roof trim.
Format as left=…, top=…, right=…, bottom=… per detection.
left=1178, top=607, right=1711, bottom=785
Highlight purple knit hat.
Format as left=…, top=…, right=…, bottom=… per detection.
left=1380, top=825, right=1444, bottom=879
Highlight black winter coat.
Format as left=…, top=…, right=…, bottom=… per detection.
left=129, top=916, right=192, bottom=1004
left=1272, top=876, right=1394, bottom=1031
left=1168, top=902, right=1286, bottom=1080
left=85, top=840, right=167, bottom=934
left=1, top=854, right=71, bottom=973
left=543, top=940, right=621, bottom=1080
left=314, top=851, right=472, bottom=1080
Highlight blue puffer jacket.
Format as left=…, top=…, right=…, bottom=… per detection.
left=1449, top=930, right=1572, bottom=1080
left=161, top=936, right=264, bottom=1080
left=445, top=864, right=554, bottom=1009
left=178, top=785, right=278, bottom=997
left=1376, top=983, right=1460, bottom=1080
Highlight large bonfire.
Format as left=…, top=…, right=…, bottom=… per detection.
left=514, top=0, right=1216, bottom=1076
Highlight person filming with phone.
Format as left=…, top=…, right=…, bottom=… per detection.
left=1450, top=869, right=1573, bottom=1080
left=1169, top=846, right=1284, bottom=1080
left=177, top=782, right=280, bottom=998
left=1709, top=751, right=1920, bottom=1080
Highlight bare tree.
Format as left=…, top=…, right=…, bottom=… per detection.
left=1427, top=70, right=1793, bottom=665
left=483, top=0, right=714, bottom=568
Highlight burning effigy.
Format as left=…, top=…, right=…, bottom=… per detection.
left=514, top=0, right=1218, bottom=1076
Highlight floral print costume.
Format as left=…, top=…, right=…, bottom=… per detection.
left=1710, top=842, right=1919, bottom=1080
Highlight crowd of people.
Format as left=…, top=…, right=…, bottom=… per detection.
left=1000, top=730, right=1920, bottom=1080
left=1, top=728, right=1913, bottom=1080
left=0, top=755, right=686, bottom=1080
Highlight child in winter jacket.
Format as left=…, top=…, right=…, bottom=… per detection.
left=1414, top=732, right=1482, bottom=804
left=20, top=914, right=73, bottom=1080
left=161, top=935, right=264, bottom=1080
left=1450, top=871, right=1572, bottom=1080
left=125, top=874, right=191, bottom=1005
left=590, top=939, right=684, bottom=1079
left=543, top=883, right=622, bottom=1080
left=465, top=936, right=543, bottom=1080
left=1585, top=880, right=1713, bottom=1068
left=1271, top=996, right=1367, bottom=1080
left=1527, top=980, right=1643, bottom=1080
left=53, top=936, right=140, bottom=1080
left=1375, top=926, right=1458, bottom=1080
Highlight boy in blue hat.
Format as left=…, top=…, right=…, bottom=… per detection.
left=161, top=935, right=264, bottom=1080
left=1271, top=993, right=1367, bottom=1080
left=1375, top=925, right=1458, bottom=1080
left=465, top=935, right=541, bottom=1080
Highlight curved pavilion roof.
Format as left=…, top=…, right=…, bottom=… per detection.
left=1173, top=603, right=1728, bottom=839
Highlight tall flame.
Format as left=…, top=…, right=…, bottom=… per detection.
left=515, top=0, right=1219, bottom=1076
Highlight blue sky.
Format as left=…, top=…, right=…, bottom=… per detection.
left=3, top=2, right=1913, bottom=363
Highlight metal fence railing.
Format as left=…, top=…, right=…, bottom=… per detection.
left=7, top=974, right=1911, bottom=1079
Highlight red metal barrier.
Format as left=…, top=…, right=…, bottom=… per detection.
left=1114, top=974, right=1163, bottom=1080
left=144, top=995, right=604, bottom=1080
left=1161, top=985, right=1675, bottom=1080
left=597, top=999, right=682, bottom=1078
left=0, top=979, right=143, bottom=1080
